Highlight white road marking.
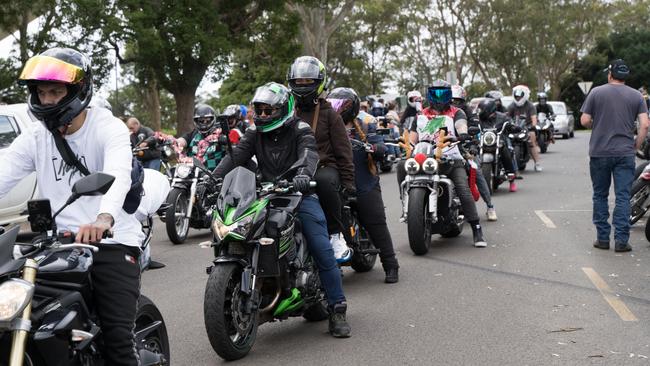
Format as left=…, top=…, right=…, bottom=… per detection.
left=535, top=210, right=557, bottom=228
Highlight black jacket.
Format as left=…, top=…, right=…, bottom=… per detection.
left=214, top=117, right=319, bottom=182
left=130, top=126, right=160, bottom=161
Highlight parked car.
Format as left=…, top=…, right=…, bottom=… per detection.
left=544, top=101, right=575, bottom=139
left=0, top=103, right=39, bottom=227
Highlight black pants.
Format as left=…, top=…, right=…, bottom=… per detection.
left=92, top=244, right=141, bottom=366
left=397, top=160, right=479, bottom=223
left=314, top=166, right=345, bottom=235
left=499, top=144, right=516, bottom=174
left=356, top=186, right=399, bottom=270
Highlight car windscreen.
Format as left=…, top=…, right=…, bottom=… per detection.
left=0, top=115, right=19, bottom=149
left=549, top=102, right=566, bottom=114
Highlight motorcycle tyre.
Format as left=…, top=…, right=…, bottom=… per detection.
left=630, top=180, right=650, bottom=224
left=136, top=295, right=171, bottom=363
left=539, top=134, right=547, bottom=153
left=407, top=187, right=431, bottom=255
left=645, top=217, right=650, bottom=242
left=204, top=263, right=258, bottom=361
left=481, top=164, right=493, bottom=195
left=634, top=161, right=649, bottom=180
left=165, top=188, right=190, bottom=244
left=514, top=145, right=526, bottom=171
left=350, top=220, right=377, bottom=273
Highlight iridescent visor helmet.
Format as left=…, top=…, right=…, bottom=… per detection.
left=327, top=87, right=360, bottom=123
left=427, top=86, right=452, bottom=111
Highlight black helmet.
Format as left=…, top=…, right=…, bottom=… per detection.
left=193, top=104, right=217, bottom=134
left=221, top=104, right=242, bottom=129
left=252, top=82, right=295, bottom=133
left=477, top=98, right=497, bottom=121
left=427, top=79, right=452, bottom=112
left=327, top=87, right=360, bottom=124
left=537, top=91, right=547, bottom=105
left=484, top=90, right=503, bottom=100
left=18, top=47, right=93, bottom=131
left=287, top=56, right=327, bottom=108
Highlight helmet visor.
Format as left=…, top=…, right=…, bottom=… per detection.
left=427, top=87, right=452, bottom=104
left=252, top=84, right=288, bottom=107
left=19, top=55, right=85, bottom=84
left=288, top=60, right=322, bottom=80
left=327, top=98, right=348, bottom=113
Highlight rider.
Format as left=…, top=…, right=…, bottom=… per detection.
left=2, top=48, right=144, bottom=364
left=213, top=82, right=351, bottom=338
left=400, top=90, right=423, bottom=132
left=220, top=104, right=249, bottom=145
left=177, top=103, right=225, bottom=171
left=536, top=91, right=555, bottom=117
left=485, top=90, right=507, bottom=113
left=127, top=116, right=162, bottom=170
left=403, top=79, right=487, bottom=247
left=288, top=56, right=356, bottom=263
left=452, top=84, right=498, bottom=221
left=327, top=87, right=400, bottom=283
left=477, top=98, right=519, bottom=193
left=508, top=85, right=543, bottom=172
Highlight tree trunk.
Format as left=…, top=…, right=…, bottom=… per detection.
left=143, top=78, right=162, bottom=131
left=173, top=88, right=196, bottom=136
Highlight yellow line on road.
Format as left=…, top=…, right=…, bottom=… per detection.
left=534, top=210, right=556, bottom=228
left=582, top=267, right=638, bottom=322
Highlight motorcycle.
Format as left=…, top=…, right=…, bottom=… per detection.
left=536, top=113, right=555, bottom=153
left=511, top=114, right=531, bottom=171
left=0, top=172, right=169, bottom=365
left=400, top=129, right=474, bottom=255
left=630, top=163, right=650, bottom=224
left=479, top=121, right=514, bottom=193
left=164, top=156, right=221, bottom=244
left=203, top=165, right=328, bottom=361
left=374, top=117, right=399, bottom=173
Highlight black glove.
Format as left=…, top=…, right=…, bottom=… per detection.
left=341, top=186, right=357, bottom=202
left=459, top=133, right=470, bottom=142
left=292, top=174, right=311, bottom=193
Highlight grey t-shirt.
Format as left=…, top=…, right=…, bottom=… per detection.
left=581, top=83, right=648, bottom=157
left=507, top=101, right=536, bottom=128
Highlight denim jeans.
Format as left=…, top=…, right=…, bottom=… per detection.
left=589, top=156, right=635, bottom=244
left=298, top=195, right=346, bottom=306
left=142, top=158, right=161, bottom=171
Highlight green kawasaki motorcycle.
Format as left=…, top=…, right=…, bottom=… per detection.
left=203, top=166, right=328, bottom=361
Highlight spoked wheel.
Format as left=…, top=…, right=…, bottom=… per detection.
left=407, top=187, right=431, bottom=255
left=165, top=188, right=190, bottom=244
left=630, top=180, right=650, bottom=224
left=350, top=213, right=378, bottom=272
left=136, top=295, right=170, bottom=365
left=204, top=264, right=258, bottom=361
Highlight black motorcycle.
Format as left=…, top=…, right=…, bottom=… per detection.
left=374, top=124, right=399, bottom=173
left=0, top=173, right=169, bottom=365
left=479, top=121, right=516, bottom=193
left=510, top=115, right=531, bottom=171
left=536, top=112, right=554, bottom=154
left=203, top=165, right=328, bottom=361
left=164, top=157, right=221, bottom=244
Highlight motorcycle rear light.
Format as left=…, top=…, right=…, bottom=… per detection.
left=414, top=153, right=427, bottom=166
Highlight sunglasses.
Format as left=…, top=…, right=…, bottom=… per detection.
left=255, top=107, right=277, bottom=116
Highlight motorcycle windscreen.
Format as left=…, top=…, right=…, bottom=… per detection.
left=413, top=141, right=435, bottom=157
left=217, top=167, right=257, bottom=220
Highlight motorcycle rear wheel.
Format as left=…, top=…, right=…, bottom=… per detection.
left=350, top=218, right=377, bottom=272
left=204, top=264, right=258, bottom=361
left=630, top=180, right=650, bottom=224
left=136, top=295, right=171, bottom=364
left=407, top=188, right=431, bottom=255
left=165, top=188, right=190, bottom=244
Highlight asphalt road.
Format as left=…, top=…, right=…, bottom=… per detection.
left=142, top=131, right=650, bottom=365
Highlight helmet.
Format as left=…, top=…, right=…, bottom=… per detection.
left=90, top=96, right=112, bottom=111
left=537, top=91, right=547, bottom=104
left=327, top=87, right=360, bottom=123
left=222, top=104, right=246, bottom=129
left=451, top=84, right=466, bottom=101
left=287, top=56, right=327, bottom=108
left=477, top=98, right=497, bottom=121
left=484, top=90, right=503, bottom=100
left=427, top=79, right=452, bottom=112
left=407, top=90, right=422, bottom=108
left=513, top=85, right=530, bottom=107
left=18, top=47, right=93, bottom=131
left=252, top=82, right=295, bottom=133
left=193, top=104, right=217, bottom=134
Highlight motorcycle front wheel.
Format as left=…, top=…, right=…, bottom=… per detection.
left=165, top=188, right=190, bottom=244
left=539, top=133, right=547, bottom=153
left=630, top=180, right=650, bottom=224
left=407, top=187, right=431, bottom=255
left=481, top=163, right=493, bottom=195
left=204, top=263, right=258, bottom=361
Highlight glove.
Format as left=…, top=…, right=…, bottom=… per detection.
left=292, top=174, right=311, bottom=193
left=459, top=133, right=470, bottom=142
left=341, top=186, right=357, bottom=203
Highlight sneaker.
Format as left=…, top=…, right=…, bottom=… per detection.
left=328, top=302, right=351, bottom=338
left=593, top=240, right=610, bottom=250
left=534, top=163, right=543, bottom=172
left=330, top=233, right=352, bottom=263
left=384, top=268, right=399, bottom=283
left=509, top=181, right=518, bottom=192
left=615, top=242, right=632, bottom=252
left=486, top=207, right=498, bottom=221
left=472, top=224, right=487, bottom=248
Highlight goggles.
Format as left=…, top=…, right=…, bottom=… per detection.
left=19, top=55, right=85, bottom=84
left=427, top=87, right=452, bottom=104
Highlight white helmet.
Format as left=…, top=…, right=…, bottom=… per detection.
left=451, top=85, right=466, bottom=101
left=512, top=85, right=530, bottom=107
left=407, top=90, right=422, bottom=108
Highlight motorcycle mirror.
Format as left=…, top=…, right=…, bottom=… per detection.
left=468, top=126, right=481, bottom=136
left=192, top=157, right=205, bottom=169
left=72, top=173, right=115, bottom=197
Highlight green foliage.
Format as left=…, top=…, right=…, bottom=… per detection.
left=106, top=83, right=177, bottom=130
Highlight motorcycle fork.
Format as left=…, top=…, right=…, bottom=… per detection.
left=9, top=259, right=38, bottom=366
left=185, top=170, right=200, bottom=219
left=240, top=243, right=260, bottom=315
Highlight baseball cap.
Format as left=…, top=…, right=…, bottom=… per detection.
left=603, top=59, right=630, bottom=80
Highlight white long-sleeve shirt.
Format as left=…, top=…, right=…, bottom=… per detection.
left=0, top=106, right=143, bottom=247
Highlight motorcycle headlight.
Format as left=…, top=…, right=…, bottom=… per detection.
left=175, top=164, right=192, bottom=179
left=0, top=279, right=34, bottom=322
left=405, top=158, right=420, bottom=175
left=482, top=131, right=497, bottom=146
left=422, top=158, right=438, bottom=174
left=213, top=214, right=254, bottom=241
left=163, top=145, right=173, bottom=157
left=518, top=132, right=526, bottom=139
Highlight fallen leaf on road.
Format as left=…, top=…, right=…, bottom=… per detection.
left=558, top=342, right=567, bottom=345
left=552, top=353, right=560, bottom=357
left=639, top=354, right=648, bottom=359
left=487, top=286, right=493, bottom=290
left=553, top=304, right=569, bottom=308
left=434, top=273, right=443, bottom=276
left=630, top=353, right=635, bottom=358
left=548, top=327, right=584, bottom=333
left=588, top=355, right=604, bottom=358
left=408, top=324, right=415, bottom=328
left=609, top=273, right=619, bottom=278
